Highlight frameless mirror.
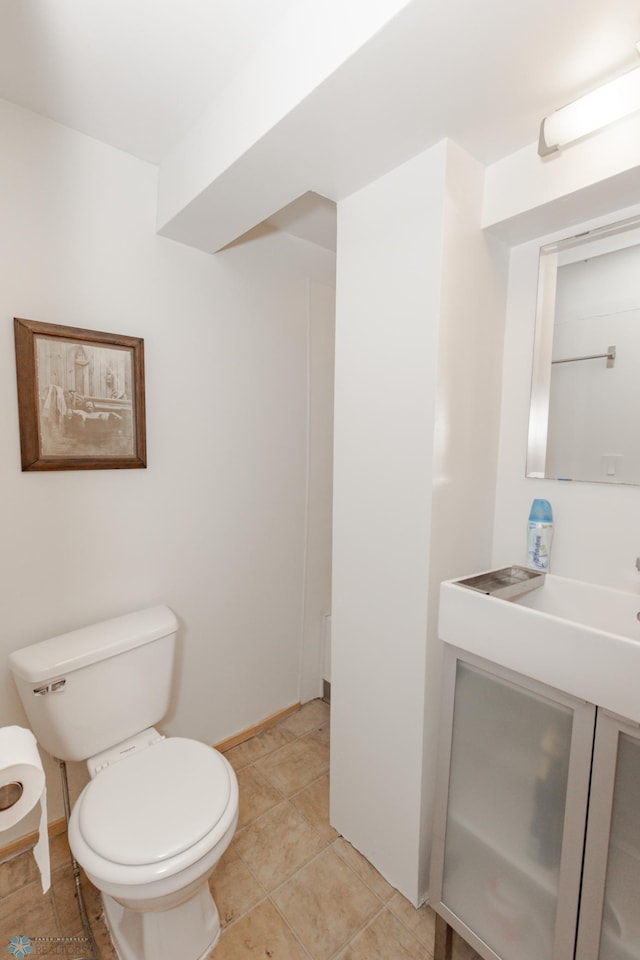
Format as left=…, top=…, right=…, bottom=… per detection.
left=527, top=215, right=640, bottom=484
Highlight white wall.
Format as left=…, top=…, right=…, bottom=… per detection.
left=331, top=144, right=445, bottom=903
left=300, top=280, right=335, bottom=701
left=483, top=112, right=640, bottom=245
left=493, top=201, right=640, bottom=592
left=0, top=98, right=335, bottom=843
left=421, top=140, right=509, bottom=892
left=330, top=139, right=507, bottom=905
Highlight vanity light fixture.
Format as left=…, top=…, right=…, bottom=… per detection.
left=538, top=51, right=640, bottom=157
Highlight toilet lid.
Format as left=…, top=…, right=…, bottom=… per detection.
left=77, top=738, right=232, bottom=866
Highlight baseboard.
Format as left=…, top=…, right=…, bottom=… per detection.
left=0, top=702, right=302, bottom=861
left=0, top=816, right=67, bottom=863
left=214, top=702, right=301, bottom=753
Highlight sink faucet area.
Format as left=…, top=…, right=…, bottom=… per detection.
left=439, top=570, right=640, bottom=724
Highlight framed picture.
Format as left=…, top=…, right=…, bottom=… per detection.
left=14, top=317, right=146, bottom=471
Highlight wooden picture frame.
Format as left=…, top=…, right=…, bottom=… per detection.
left=14, top=317, right=146, bottom=471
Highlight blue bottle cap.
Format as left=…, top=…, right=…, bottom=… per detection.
left=529, top=498, right=553, bottom=523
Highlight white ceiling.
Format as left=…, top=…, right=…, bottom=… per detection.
left=266, top=193, right=338, bottom=252
left=0, top=0, right=297, bottom=163
left=0, top=0, right=638, bottom=250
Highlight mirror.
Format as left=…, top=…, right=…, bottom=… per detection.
left=527, top=215, right=640, bottom=484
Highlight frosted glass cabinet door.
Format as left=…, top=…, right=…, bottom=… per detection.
left=430, top=649, right=595, bottom=960
left=577, top=715, right=640, bottom=960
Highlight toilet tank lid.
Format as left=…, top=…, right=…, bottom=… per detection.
left=9, top=605, right=178, bottom=683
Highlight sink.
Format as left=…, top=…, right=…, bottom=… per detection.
left=439, top=571, right=640, bottom=723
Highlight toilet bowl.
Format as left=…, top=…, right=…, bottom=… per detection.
left=8, top=605, right=239, bottom=960
left=68, top=735, right=239, bottom=960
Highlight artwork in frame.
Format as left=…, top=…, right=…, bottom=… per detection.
left=14, top=317, right=146, bottom=471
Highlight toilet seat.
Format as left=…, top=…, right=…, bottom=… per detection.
left=69, top=737, right=238, bottom=887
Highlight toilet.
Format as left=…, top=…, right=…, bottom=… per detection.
left=8, top=605, right=239, bottom=960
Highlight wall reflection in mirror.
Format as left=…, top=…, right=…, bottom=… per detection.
left=527, top=216, right=640, bottom=485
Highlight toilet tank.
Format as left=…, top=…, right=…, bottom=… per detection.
left=9, top=605, right=178, bottom=762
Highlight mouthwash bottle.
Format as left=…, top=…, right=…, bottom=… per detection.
left=527, top=499, right=553, bottom=571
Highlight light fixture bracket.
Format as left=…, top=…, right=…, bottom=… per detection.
left=538, top=120, right=558, bottom=158
left=538, top=54, right=640, bottom=157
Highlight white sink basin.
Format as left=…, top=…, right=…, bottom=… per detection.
left=439, top=572, right=640, bottom=722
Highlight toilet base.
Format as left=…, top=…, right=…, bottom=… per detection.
left=102, top=884, right=221, bottom=960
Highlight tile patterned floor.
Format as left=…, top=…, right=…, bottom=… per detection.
left=0, top=699, right=479, bottom=960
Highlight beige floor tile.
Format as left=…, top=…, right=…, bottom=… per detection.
left=83, top=876, right=105, bottom=921
left=305, top=722, right=330, bottom=748
left=50, top=864, right=85, bottom=936
left=387, top=892, right=437, bottom=948
left=279, top=699, right=330, bottom=738
left=209, top=855, right=265, bottom=929
left=0, top=878, right=60, bottom=937
left=49, top=832, right=73, bottom=873
left=234, top=801, right=327, bottom=891
left=331, top=838, right=395, bottom=902
left=219, top=840, right=241, bottom=867
left=291, top=774, right=339, bottom=843
left=236, top=765, right=284, bottom=829
left=214, top=898, right=308, bottom=959
left=1, top=849, right=115, bottom=960
left=337, top=907, right=427, bottom=960
left=50, top=866, right=103, bottom=938
left=92, top=912, right=120, bottom=960
left=272, top=847, right=381, bottom=960
left=255, top=737, right=329, bottom=797
left=0, top=848, right=40, bottom=900
left=224, top=726, right=296, bottom=771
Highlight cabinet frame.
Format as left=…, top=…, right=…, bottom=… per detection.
left=430, top=644, right=597, bottom=960
left=576, top=710, right=640, bottom=960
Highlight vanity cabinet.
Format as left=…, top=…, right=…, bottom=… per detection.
left=430, top=645, right=640, bottom=960
left=577, top=712, right=640, bottom=960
